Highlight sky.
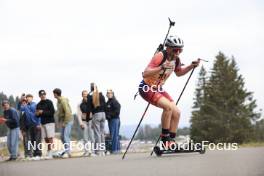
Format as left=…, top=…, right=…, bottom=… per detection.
left=0, top=0, right=263, bottom=127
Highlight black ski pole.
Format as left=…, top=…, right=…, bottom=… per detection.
left=156, top=17, right=175, bottom=53
left=150, top=66, right=196, bottom=156
left=122, top=18, right=175, bottom=160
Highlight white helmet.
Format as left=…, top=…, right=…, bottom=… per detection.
left=165, top=35, right=184, bottom=48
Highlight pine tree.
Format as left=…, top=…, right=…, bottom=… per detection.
left=190, top=52, right=261, bottom=143
left=253, top=119, right=264, bottom=141
left=190, top=66, right=207, bottom=142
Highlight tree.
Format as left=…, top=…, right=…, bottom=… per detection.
left=253, top=118, right=264, bottom=141
left=190, top=52, right=261, bottom=143
left=190, top=66, right=207, bottom=142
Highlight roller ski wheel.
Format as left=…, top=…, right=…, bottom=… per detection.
left=153, top=146, right=163, bottom=156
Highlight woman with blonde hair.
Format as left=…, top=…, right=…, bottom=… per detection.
left=87, top=83, right=106, bottom=156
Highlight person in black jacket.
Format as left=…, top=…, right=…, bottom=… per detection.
left=87, top=83, right=106, bottom=156
left=105, top=89, right=121, bottom=154
left=35, top=90, right=55, bottom=159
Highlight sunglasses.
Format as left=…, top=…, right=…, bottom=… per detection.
left=172, top=48, right=183, bottom=53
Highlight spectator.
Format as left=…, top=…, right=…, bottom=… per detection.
left=105, top=89, right=121, bottom=154
left=77, top=90, right=95, bottom=157
left=0, top=100, right=20, bottom=161
left=36, top=90, right=55, bottom=159
left=87, top=83, right=106, bottom=156
left=18, top=94, right=42, bottom=160
left=53, top=88, right=73, bottom=158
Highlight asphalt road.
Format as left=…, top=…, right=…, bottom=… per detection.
left=0, top=147, right=263, bottom=176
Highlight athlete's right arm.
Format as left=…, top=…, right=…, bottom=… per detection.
left=142, top=52, right=163, bottom=78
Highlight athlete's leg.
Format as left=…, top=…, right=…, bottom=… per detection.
left=156, top=97, right=174, bottom=130
left=139, top=83, right=174, bottom=143
left=155, top=97, right=174, bottom=144
left=169, top=103, right=181, bottom=138
left=158, top=91, right=180, bottom=140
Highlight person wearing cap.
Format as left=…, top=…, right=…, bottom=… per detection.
left=53, top=88, right=73, bottom=158
left=18, top=94, right=42, bottom=160
left=36, top=90, right=56, bottom=159
left=0, top=100, right=20, bottom=161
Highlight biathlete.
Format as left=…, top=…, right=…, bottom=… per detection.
left=139, top=35, right=200, bottom=147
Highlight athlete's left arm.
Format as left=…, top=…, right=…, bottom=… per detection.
left=175, top=59, right=200, bottom=76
